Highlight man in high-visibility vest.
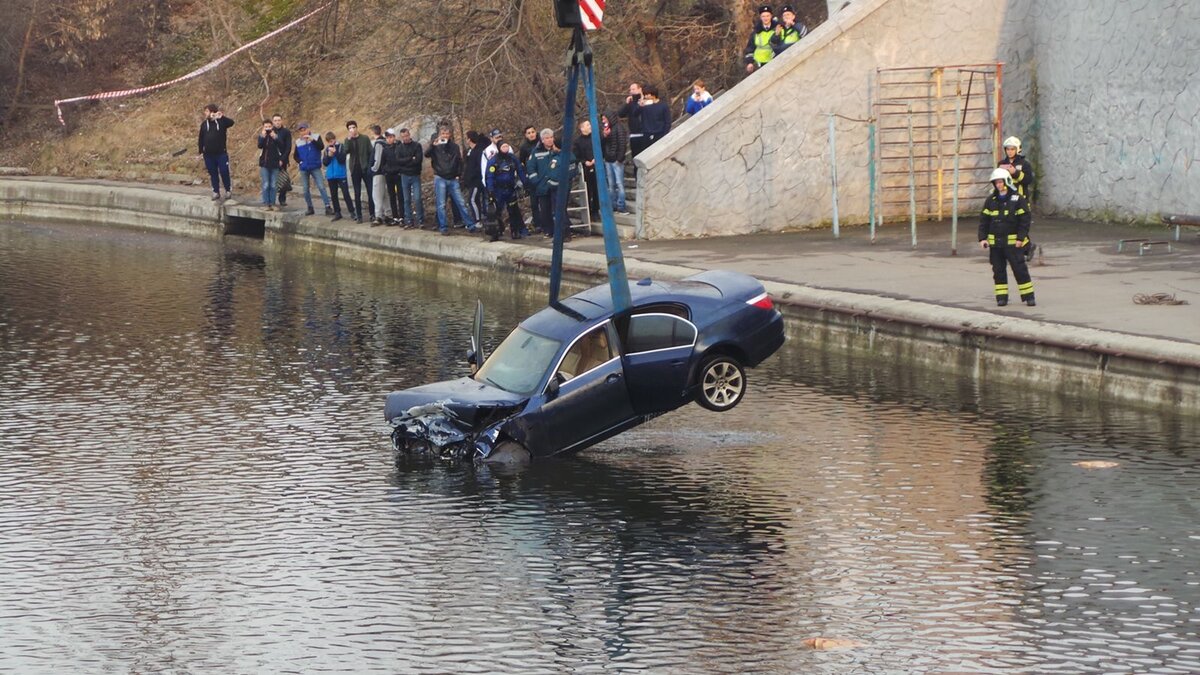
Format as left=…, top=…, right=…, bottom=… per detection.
left=771, top=5, right=809, bottom=55
left=743, top=5, right=779, bottom=74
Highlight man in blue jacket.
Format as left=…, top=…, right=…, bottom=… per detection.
left=293, top=122, right=332, bottom=216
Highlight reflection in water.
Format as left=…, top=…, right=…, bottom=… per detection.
left=0, top=221, right=1198, bottom=673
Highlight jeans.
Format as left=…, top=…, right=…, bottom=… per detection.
left=434, top=176, right=476, bottom=231
left=350, top=166, right=373, bottom=219
left=204, top=154, right=231, bottom=194
left=299, top=168, right=330, bottom=210
left=604, top=160, right=627, bottom=211
left=259, top=166, right=278, bottom=206
left=328, top=178, right=352, bottom=215
left=400, top=174, right=424, bottom=223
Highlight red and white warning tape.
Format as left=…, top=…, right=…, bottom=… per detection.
left=54, top=3, right=331, bottom=125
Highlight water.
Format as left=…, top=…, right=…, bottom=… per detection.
left=1, top=221, right=1198, bottom=673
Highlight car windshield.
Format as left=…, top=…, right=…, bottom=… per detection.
left=474, top=326, right=562, bottom=396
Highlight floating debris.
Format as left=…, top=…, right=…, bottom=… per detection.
left=1074, top=460, right=1120, bottom=469
left=801, top=637, right=862, bottom=650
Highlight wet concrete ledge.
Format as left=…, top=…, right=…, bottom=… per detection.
left=2, top=177, right=1198, bottom=412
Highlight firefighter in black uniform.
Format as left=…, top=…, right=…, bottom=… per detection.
left=998, top=135, right=1037, bottom=261
left=979, top=167, right=1035, bottom=307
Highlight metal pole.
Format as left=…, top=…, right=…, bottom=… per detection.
left=907, top=102, right=917, bottom=248
left=827, top=114, right=840, bottom=238
left=549, top=31, right=582, bottom=306
left=951, top=86, right=962, bottom=255
left=935, top=67, right=944, bottom=221
left=868, top=121, right=876, bottom=242
left=581, top=52, right=631, bottom=312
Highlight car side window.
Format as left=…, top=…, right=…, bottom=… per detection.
left=623, top=314, right=697, bottom=354
left=557, top=324, right=613, bottom=382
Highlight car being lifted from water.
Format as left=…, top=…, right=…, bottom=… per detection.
left=384, top=270, right=785, bottom=463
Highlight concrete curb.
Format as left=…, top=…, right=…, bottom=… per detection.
left=2, top=177, right=1197, bottom=411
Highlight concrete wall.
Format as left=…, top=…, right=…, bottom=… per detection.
left=637, top=0, right=1199, bottom=238
left=999, top=0, right=1200, bottom=221
left=634, top=0, right=1020, bottom=238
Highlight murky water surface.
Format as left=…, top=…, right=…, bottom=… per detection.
left=1, top=221, right=1198, bottom=673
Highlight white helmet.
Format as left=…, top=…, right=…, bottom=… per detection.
left=989, top=167, right=1011, bottom=183
left=1002, top=136, right=1021, bottom=151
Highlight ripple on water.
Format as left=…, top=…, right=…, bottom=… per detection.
left=1, top=221, right=1198, bottom=673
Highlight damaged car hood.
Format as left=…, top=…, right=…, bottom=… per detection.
left=384, top=377, right=528, bottom=424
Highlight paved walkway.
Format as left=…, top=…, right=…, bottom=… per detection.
left=560, top=217, right=1200, bottom=345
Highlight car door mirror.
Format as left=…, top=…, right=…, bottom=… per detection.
left=545, top=377, right=561, bottom=400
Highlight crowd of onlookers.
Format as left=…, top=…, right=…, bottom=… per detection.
left=194, top=5, right=811, bottom=242
left=195, top=78, right=710, bottom=243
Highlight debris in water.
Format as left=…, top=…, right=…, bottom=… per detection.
left=801, top=637, right=862, bottom=650
left=1074, top=460, right=1119, bottom=469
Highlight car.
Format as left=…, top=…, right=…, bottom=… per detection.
left=384, top=269, right=785, bottom=463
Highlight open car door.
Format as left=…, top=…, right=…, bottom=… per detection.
left=469, top=299, right=486, bottom=372
left=618, top=312, right=697, bottom=414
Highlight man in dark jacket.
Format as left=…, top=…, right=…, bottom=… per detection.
left=343, top=120, right=374, bottom=222
left=979, top=168, right=1035, bottom=307
left=396, top=128, right=425, bottom=227
left=270, top=114, right=293, bottom=206
left=463, top=131, right=487, bottom=226
left=379, top=128, right=406, bottom=225
left=198, top=103, right=234, bottom=201
left=424, top=126, right=478, bottom=235
left=600, top=112, right=628, bottom=213
left=518, top=126, right=539, bottom=166
left=637, top=85, right=673, bottom=151
left=618, top=83, right=646, bottom=158
left=293, top=121, right=332, bottom=215
left=525, top=128, right=564, bottom=238
left=256, top=119, right=286, bottom=210
left=572, top=120, right=600, bottom=219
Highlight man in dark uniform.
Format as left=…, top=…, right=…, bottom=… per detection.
left=979, top=167, right=1035, bottom=307
left=999, top=135, right=1037, bottom=261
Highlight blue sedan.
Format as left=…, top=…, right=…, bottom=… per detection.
left=384, top=269, right=785, bottom=462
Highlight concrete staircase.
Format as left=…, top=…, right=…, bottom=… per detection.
left=583, top=167, right=637, bottom=240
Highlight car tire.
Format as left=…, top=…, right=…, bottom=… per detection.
left=697, top=354, right=746, bottom=412
left=483, top=440, right=531, bottom=465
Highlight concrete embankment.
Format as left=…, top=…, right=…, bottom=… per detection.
left=2, top=177, right=1198, bottom=413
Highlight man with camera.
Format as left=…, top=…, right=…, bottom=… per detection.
left=292, top=121, right=332, bottom=216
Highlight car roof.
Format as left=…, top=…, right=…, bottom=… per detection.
left=520, top=277, right=725, bottom=339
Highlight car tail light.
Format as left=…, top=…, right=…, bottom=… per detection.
left=746, top=292, right=774, bottom=310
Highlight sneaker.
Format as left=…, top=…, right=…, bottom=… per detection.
left=324, top=206, right=333, bottom=216
left=305, top=207, right=315, bottom=216
left=354, top=216, right=363, bottom=224
left=331, top=214, right=343, bottom=222
left=466, top=226, right=481, bottom=234
left=440, top=229, right=450, bottom=236
left=370, top=219, right=381, bottom=227
left=223, top=191, right=233, bottom=201
left=211, top=192, right=221, bottom=201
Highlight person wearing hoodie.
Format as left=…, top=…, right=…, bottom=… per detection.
left=198, top=104, right=235, bottom=201
left=293, top=121, right=332, bottom=216
left=343, top=121, right=374, bottom=223
left=369, top=125, right=392, bottom=226
left=424, top=126, right=479, bottom=235
left=463, top=131, right=487, bottom=226
left=322, top=131, right=353, bottom=222
left=600, top=112, right=628, bottom=213
left=572, top=120, right=600, bottom=220
left=485, top=142, right=530, bottom=241
left=744, top=5, right=779, bottom=74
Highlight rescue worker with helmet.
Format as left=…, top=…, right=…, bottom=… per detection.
left=999, top=135, right=1037, bottom=260
left=743, top=6, right=779, bottom=74
left=979, top=167, right=1036, bottom=307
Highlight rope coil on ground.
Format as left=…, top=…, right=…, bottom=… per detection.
left=1133, top=293, right=1189, bottom=305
